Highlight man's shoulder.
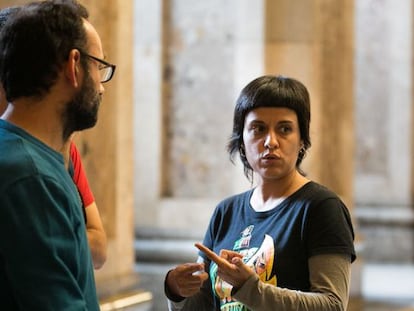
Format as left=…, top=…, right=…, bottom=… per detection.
left=0, top=134, right=33, bottom=177
left=0, top=133, right=65, bottom=192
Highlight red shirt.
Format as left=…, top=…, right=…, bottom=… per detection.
left=69, top=142, right=95, bottom=207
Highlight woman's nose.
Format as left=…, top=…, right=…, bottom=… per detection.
left=264, top=131, right=279, bottom=149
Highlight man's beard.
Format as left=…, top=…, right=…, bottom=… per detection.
left=62, top=72, right=101, bottom=141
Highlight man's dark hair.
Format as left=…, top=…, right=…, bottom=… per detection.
left=0, top=6, right=20, bottom=28
left=0, top=0, right=89, bottom=102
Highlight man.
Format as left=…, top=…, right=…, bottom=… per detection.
left=0, top=0, right=115, bottom=309
left=0, top=4, right=108, bottom=272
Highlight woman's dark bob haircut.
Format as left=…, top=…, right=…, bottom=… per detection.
left=227, top=75, right=311, bottom=181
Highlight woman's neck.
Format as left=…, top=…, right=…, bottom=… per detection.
left=250, top=171, right=309, bottom=212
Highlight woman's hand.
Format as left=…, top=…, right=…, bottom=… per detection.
left=166, top=262, right=209, bottom=298
left=195, top=243, right=255, bottom=289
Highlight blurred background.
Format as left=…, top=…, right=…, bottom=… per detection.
left=1, top=0, right=414, bottom=310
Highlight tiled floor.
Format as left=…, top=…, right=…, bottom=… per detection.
left=350, top=263, right=414, bottom=311
left=134, top=262, right=414, bottom=311
left=348, top=299, right=413, bottom=311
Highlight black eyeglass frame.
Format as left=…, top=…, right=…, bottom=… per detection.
left=78, top=50, right=116, bottom=83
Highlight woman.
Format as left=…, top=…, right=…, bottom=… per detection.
left=164, top=75, right=356, bottom=311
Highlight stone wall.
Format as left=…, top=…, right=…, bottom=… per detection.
left=354, top=0, right=414, bottom=262
left=163, top=0, right=237, bottom=199
left=134, top=0, right=261, bottom=233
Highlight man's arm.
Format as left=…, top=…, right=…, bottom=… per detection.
left=85, top=201, right=107, bottom=269
left=69, top=141, right=107, bottom=269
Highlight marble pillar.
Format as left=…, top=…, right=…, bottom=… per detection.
left=78, top=0, right=136, bottom=286
left=354, top=0, right=414, bottom=262
left=264, top=0, right=355, bottom=208
left=134, top=0, right=261, bottom=234
left=264, top=0, right=360, bottom=295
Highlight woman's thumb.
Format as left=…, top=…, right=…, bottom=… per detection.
left=232, top=257, right=243, bottom=265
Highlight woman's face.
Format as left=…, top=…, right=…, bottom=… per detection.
left=242, top=107, right=302, bottom=183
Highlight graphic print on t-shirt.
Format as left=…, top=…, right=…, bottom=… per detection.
left=210, top=225, right=277, bottom=311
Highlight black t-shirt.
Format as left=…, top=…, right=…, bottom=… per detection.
left=201, top=181, right=356, bottom=309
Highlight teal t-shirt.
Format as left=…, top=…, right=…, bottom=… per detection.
left=0, top=120, right=99, bottom=310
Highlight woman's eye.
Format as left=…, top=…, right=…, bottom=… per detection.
left=252, top=125, right=265, bottom=134
left=279, top=125, right=292, bottom=134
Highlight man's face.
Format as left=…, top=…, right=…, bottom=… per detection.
left=63, top=68, right=102, bottom=136
left=62, top=19, right=105, bottom=140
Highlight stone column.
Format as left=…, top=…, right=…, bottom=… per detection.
left=354, top=0, right=414, bottom=263
left=134, top=0, right=262, bottom=234
left=76, top=0, right=136, bottom=293
left=133, top=0, right=164, bottom=228
left=264, top=0, right=359, bottom=295
left=264, top=0, right=355, bottom=206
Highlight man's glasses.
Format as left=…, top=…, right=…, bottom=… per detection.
left=80, top=51, right=116, bottom=83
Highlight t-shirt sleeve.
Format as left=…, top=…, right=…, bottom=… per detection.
left=305, top=197, right=356, bottom=262
left=69, top=142, right=95, bottom=207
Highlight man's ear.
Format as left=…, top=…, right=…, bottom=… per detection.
left=65, top=49, right=82, bottom=88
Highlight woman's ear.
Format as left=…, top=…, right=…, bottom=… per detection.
left=239, top=143, right=246, bottom=158
left=65, top=49, right=82, bottom=88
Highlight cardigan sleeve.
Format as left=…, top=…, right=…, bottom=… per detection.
left=233, top=253, right=352, bottom=311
